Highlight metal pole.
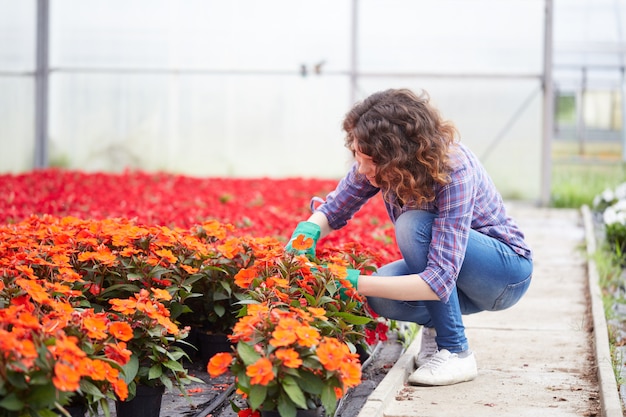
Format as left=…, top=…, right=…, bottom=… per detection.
left=577, top=67, right=587, bottom=156
left=540, top=0, right=554, bottom=206
left=34, top=0, right=49, bottom=169
left=349, top=0, right=358, bottom=105
left=622, top=67, right=626, bottom=162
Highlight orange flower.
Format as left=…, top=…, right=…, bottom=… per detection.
left=82, top=313, right=109, bottom=340
left=77, top=246, right=117, bottom=266
left=113, top=377, right=129, bottom=401
left=265, top=275, right=289, bottom=289
left=326, top=263, right=348, bottom=279
left=78, top=357, right=107, bottom=381
left=15, top=264, right=37, bottom=279
left=231, top=315, right=261, bottom=342
left=339, top=359, right=362, bottom=388
left=234, top=267, right=257, bottom=288
left=108, top=321, right=134, bottom=341
left=274, top=316, right=300, bottom=331
left=269, top=328, right=298, bottom=347
left=217, top=237, right=243, bottom=259
left=181, top=264, right=198, bottom=274
left=52, top=362, right=81, bottom=392
left=104, top=341, right=132, bottom=365
left=201, top=220, right=231, bottom=240
left=16, top=278, right=51, bottom=305
left=151, top=287, right=172, bottom=301
left=275, top=348, right=302, bottom=368
left=316, top=337, right=349, bottom=371
left=109, top=298, right=137, bottom=315
left=207, top=352, right=233, bottom=377
left=56, top=266, right=82, bottom=282
left=307, top=307, right=328, bottom=321
left=246, top=357, right=274, bottom=385
left=154, top=248, right=177, bottom=264
left=49, top=334, right=87, bottom=362
left=295, top=325, right=320, bottom=348
left=291, top=234, right=314, bottom=251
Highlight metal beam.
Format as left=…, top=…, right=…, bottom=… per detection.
left=349, top=0, right=359, bottom=105
left=540, top=0, right=554, bottom=207
left=34, top=0, right=49, bottom=169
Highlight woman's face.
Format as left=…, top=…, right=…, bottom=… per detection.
left=354, top=143, right=378, bottom=186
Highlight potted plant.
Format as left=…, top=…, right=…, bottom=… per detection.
left=207, top=239, right=385, bottom=417
left=0, top=215, right=207, bottom=416
left=0, top=215, right=137, bottom=417
left=179, top=223, right=280, bottom=364
left=108, top=288, right=203, bottom=416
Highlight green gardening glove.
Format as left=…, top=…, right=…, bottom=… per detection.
left=338, top=269, right=360, bottom=301
left=285, top=221, right=321, bottom=258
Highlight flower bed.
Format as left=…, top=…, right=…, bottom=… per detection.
left=0, top=169, right=400, bottom=417
left=0, top=169, right=400, bottom=265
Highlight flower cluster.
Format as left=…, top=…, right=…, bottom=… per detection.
left=594, top=182, right=626, bottom=255
left=208, top=236, right=387, bottom=417
left=0, top=169, right=401, bottom=266
left=0, top=170, right=395, bottom=416
left=0, top=215, right=244, bottom=415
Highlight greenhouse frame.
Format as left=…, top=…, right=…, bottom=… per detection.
left=1, top=0, right=625, bottom=205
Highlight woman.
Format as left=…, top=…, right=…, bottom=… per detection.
left=286, top=88, right=533, bottom=386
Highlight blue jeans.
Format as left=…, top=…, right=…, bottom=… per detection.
left=366, top=210, right=533, bottom=353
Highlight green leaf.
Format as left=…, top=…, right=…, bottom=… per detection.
left=0, top=393, right=24, bottom=411
left=214, top=304, right=226, bottom=317
left=149, top=265, right=171, bottom=278
left=277, top=396, right=297, bottom=417
left=163, top=360, right=184, bottom=372
left=298, top=371, right=324, bottom=395
left=213, top=290, right=231, bottom=301
left=160, top=375, right=174, bottom=391
left=321, top=384, right=338, bottom=416
left=248, top=384, right=267, bottom=410
left=35, top=409, right=58, bottom=417
left=148, top=364, right=163, bottom=380
left=327, top=311, right=371, bottom=325
left=5, top=370, right=28, bottom=389
left=237, top=342, right=261, bottom=365
left=121, top=354, right=139, bottom=384
left=219, top=280, right=233, bottom=296
left=26, top=383, right=59, bottom=409
left=281, top=375, right=308, bottom=409
left=80, top=379, right=106, bottom=401
left=126, top=273, right=144, bottom=281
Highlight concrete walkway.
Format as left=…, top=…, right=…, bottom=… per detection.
left=359, top=205, right=623, bottom=417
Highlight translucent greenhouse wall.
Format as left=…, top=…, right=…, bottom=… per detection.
left=0, top=0, right=546, bottom=200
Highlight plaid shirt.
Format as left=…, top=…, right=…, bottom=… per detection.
left=314, top=143, right=532, bottom=302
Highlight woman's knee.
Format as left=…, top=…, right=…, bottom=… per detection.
left=394, top=211, right=435, bottom=270
left=366, top=296, right=430, bottom=324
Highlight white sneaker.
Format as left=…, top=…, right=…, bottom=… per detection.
left=415, top=327, right=438, bottom=368
left=408, top=349, right=477, bottom=386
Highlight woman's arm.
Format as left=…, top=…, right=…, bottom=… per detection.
left=306, top=211, right=333, bottom=239
left=357, top=273, right=440, bottom=301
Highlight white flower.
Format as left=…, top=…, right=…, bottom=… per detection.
left=604, top=201, right=626, bottom=225
left=615, top=183, right=626, bottom=200
left=604, top=206, right=618, bottom=225
left=602, top=188, right=616, bottom=203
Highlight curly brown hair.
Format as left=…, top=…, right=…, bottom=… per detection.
left=343, top=88, right=458, bottom=206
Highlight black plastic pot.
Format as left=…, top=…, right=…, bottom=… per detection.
left=115, top=384, right=165, bottom=417
left=198, top=332, right=233, bottom=365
